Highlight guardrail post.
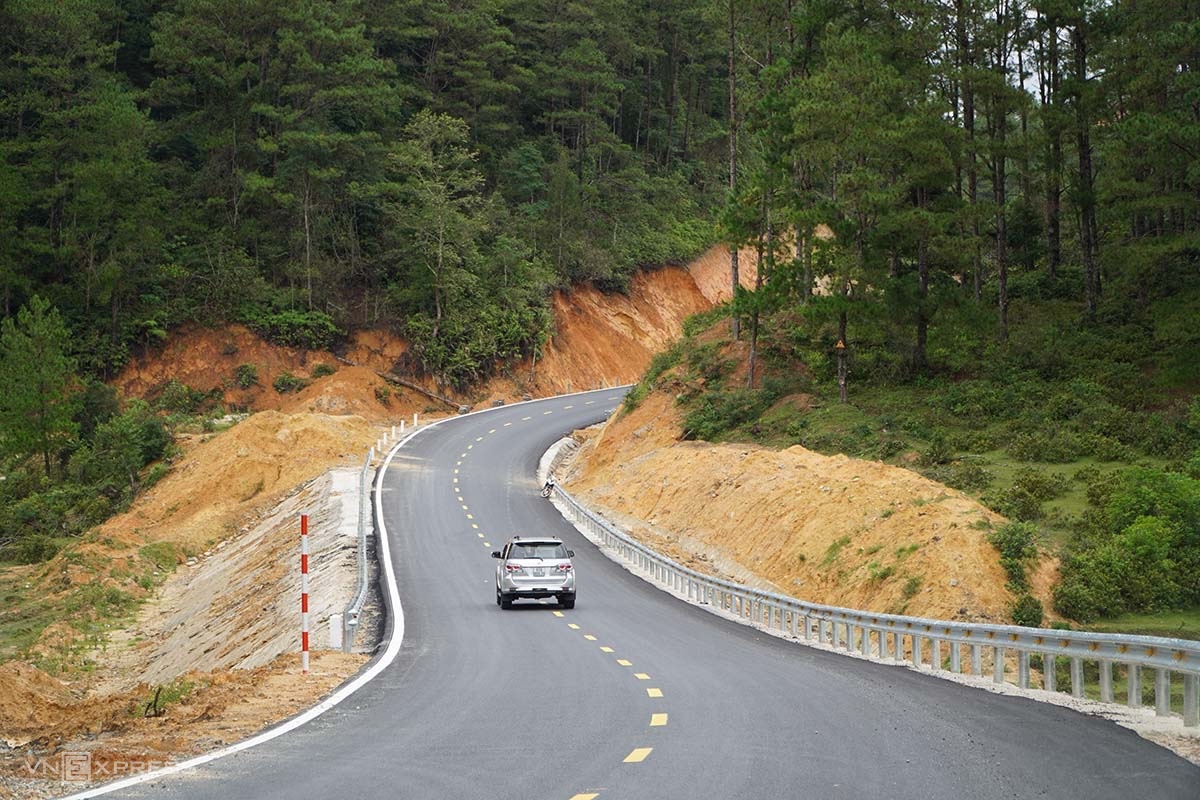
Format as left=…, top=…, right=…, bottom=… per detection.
left=931, top=638, right=942, bottom=672
left=950, top=642, right=961, bottom=674
left=1128, top=665, right=1142, bottom=707
left=1045, top=655, right=1057, bottom=693
left=832, top=620, right=841, bottom=649
left=1154, top=669, right=1171, bottom=716
left=1099, top=661, right=1114, bottom=703
left=1071, top=658, right=1085, bottom=699
left=913, top=635, right=923, bottom=667
left=1018, top=651, right=1030, bottom=688
left=1184, top=673, right=1199, bottom=727
left=971, top=644, right=982, bottom=676
left=993, top=646, right=1004, bottom=684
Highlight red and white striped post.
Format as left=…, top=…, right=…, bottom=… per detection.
left=300, top=514, right=310, bottom=675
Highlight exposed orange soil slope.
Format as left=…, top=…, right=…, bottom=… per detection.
left=567, top=385, right=1057, bottom=623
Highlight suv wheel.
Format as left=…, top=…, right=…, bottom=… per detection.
left=559, top=595, right=575, bottom=609
left=500, top=593, right=513, bottom=609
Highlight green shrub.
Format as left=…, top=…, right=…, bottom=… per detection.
left=7, top=533, right=60, bottom=564
left=1007, top=431, right=1084, bottom=462
left=155, top=380, right=209, bottom=414
left=243, top=309, right=341, bottom=350
left=901, top=575, right=922, bottom=599
left=682, top=387, right=778, bottom=441
left=988, top=521, right=1039, bottom=590
left=943, top=462, right=994, bottom=493
left=1010, top=467, right=1068, bottom=501
left=273, top=372, right=307, bottom=394
left=374, top=384, right=392, bottom=405
left=984, top=485, right=1045, bottom=522
left=1010, top=594, right=1045, bottom=627
left=920, top=434, right=952, bottom=466
left=311, top=362, right=337, bottom=378
left=234, top=364, right=259, bottom=389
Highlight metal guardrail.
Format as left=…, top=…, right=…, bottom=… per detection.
left=342, top=416, right=421, bottom=652
left=553, top=485, right=1200, bottom=727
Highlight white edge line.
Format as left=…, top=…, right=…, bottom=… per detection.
left=62, top=385, right=630, bottom=799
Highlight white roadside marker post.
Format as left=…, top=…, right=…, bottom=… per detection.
left=301, top=514, right=310, bottom=675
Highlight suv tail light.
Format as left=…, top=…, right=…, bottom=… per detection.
left=505, top=564, right=522, bottom=573
left=556, top=563, right=573, bottom=572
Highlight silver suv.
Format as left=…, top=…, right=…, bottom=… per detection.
left=493, top=537, right=576, bottom=609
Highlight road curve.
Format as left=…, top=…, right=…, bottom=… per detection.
left=104, top=389, right=1198, bottom=799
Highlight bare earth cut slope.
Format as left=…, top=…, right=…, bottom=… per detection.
left=566, top=390, right=1057, bottom=622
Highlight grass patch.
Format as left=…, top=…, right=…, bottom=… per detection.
left=821, top=535, right=851, bottom=567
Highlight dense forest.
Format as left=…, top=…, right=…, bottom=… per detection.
left=2, top=0, right=1198, bottom=628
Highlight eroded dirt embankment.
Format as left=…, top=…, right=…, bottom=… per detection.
left=563, top=382, right=1058, bottom=623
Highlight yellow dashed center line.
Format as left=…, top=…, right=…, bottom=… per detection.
left=616, top=659, right=632, bottom=667
left=483, top=542, right=491, bottom=547
left=634, top=673, right=651, bottom=680
left=453, top=468, right=459, bottom=474
left=472, top=524, right=479, bottom=529
left=503, top=422, right=512, bottom=427
left=624, top=748, right=652, bottom=763
left=467, top=444, right=473, bottom=449
left=564, top=405, right=573, bottom=409
left=477, top=533, right=484, bottom=538
left=600, top=646, right=614, bottom=653
left=466, top=514, right=473, bottom=520
left=543, top=410, right=553, bottom=415
left=650, top=713, right=668, bottom=727
left=570, top=794, right=599, bottom=800
left=646, top=688, right=663, bottom=698
left=584, top=635, right=597, bottom=641
left=489, top=429, right=496, bottom=434
left=585, top=400, right=595, bottom=405
left=460, top=452, right=467, bottom=458
left=521, top=416, right=531, bottom=421
left=567, top=623, right=580, bottom=630
left=476, top=436, right=483, bottom=441
left=461, top=504, right=468, bottom=511
left=552, top=611, right=564, bottom=618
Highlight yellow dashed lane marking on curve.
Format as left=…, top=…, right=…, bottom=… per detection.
left=543, top=410, right=553, bottom=415
left=476, top=436, right=483, bottom=441
left=564, top=405, right=573, bottom=409
left=552, top=611, right=564, bottom=618
left=584, top=635, right=597, bottom=641
left=616, top=659, right=632, bottom=666
left=472, top=524, right=479, bottom=529
left=522, top=416, right=531, bottom=421
left=466, top=514, right=474, bottom=520
left=585, top=400, right=595, bottom=405
left=477, top=533, right=484, bottom=538
left=467, top=444, right=474, bottom=449
left=646, top=688, right=663, bottom=698
left=624, top=748, right=652, bottom=763
left=650, top=713, right=668, bottom=727
left=484, top=542, right=491, bottom=548
left=461, top=505, right=468, bottom=511
left=569, top=794, right=599, bottom=800
left=634, top=673, right=651, bottom=680
left=503, top=422, right=512, bottom=427
left=489, top=429, right=496, bottom=434
left=600, top=646, right=614, bottom=653
left=567, top=623, right=580, bottom=630
left=453, top=468, right=459, bottom=474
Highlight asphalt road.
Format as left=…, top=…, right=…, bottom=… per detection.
left=104, top=389, right=1199, bottom=799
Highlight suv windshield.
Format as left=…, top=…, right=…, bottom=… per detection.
left=509, top=542, right=568, bottom=559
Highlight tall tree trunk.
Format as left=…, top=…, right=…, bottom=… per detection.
left=1042, top=15, right=1063, bottom=276
left=1073, top=22, right=1100, bottom=315
left=728, top=0, right=740, bottom=340
left=957, top=0, right=983, bottom=301
left=915, top=189, right=930, bottom=372
left=836, top=308, right=848, bottom=403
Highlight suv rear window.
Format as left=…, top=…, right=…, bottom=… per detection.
left=509, top=542, right=568, bottom=559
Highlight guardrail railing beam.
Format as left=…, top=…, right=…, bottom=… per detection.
left=550, top=484, right=1200, bottom=728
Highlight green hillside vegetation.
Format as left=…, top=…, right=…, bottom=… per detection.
left=2, top=1, right=1198, bottom=639
left=619, top=0, right=1200, bottom=633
